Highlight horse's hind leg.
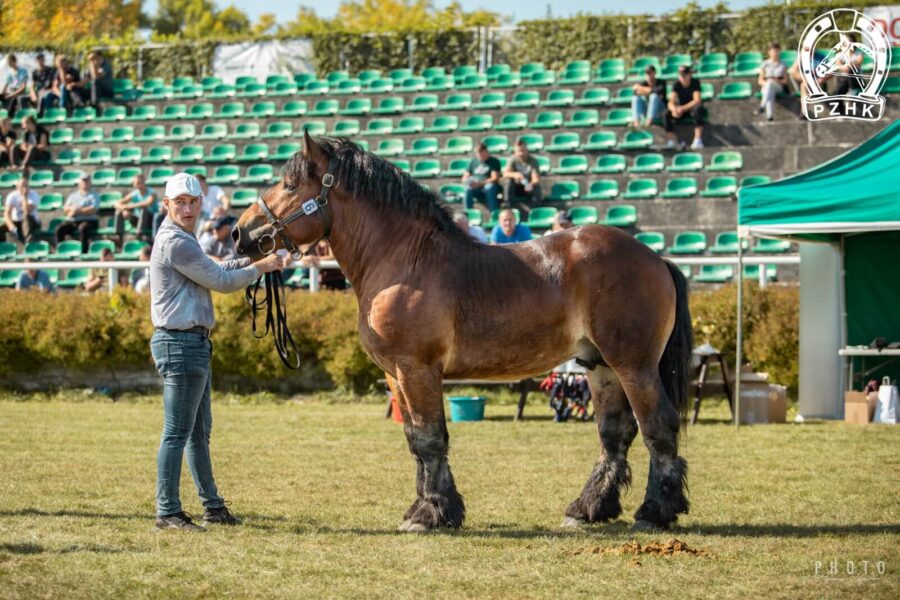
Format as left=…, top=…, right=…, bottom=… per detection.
left=616, top=367, right=688, bottom=530
left=563, top=366, right=638, bottom=526
left=392, top=365, right=465, bottom=532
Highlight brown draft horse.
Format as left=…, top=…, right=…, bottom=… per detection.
left=233, top=132, right=693, bottom=532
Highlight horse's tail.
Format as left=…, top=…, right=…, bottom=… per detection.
left=660, top=260, right=693, bottom=429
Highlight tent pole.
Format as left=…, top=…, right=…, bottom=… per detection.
left=735, top=235, right=745, bottom=428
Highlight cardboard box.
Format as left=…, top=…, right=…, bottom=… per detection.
left=844, top=391, right=870, bottom=424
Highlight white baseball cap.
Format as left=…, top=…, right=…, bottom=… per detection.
left=164, top=172, right=202, bottom=199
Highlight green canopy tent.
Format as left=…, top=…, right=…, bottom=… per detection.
left=737, top=119, right=900, bottom=419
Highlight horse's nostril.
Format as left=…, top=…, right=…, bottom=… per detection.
left=232, top=226, right=241, bottom=244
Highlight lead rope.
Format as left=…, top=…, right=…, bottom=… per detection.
left=245, top=270, right=301, bottom=369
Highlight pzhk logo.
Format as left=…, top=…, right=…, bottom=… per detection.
left=799, top=9, right=892, bottom=121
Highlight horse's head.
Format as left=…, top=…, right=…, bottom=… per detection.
left=233, top=131, right=335, bottom=259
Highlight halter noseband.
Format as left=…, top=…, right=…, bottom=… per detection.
left=255, top=157, right=337, bottom=261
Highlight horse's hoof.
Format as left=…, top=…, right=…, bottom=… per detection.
left=630, top=519, right=661, bottom=532
left=398, top=519, right=430, bottom=533
left=560, top=516, right=587, bottom=528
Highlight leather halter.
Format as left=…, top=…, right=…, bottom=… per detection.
left=255, top=157, right=337, bottom=261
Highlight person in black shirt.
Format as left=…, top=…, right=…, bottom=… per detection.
left=0, top=118, right=16, bottom=167
left=664, top=65, right=705, bottom=149
left=87, top=50, right=115, bottom=105
left=30, top=53, right=56, bottom=117
left=47, top=55, right=86, bottom=116
left=631, top=65, right=666, bottom=128
left=11, top=116, right=51, bottom=169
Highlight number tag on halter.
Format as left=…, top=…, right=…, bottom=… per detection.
left=301, top=199, right=319, bottom=215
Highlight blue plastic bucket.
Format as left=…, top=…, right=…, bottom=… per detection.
left=448, top=396, right=486, bottom=422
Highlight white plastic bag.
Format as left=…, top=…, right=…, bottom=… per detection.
left=874, top=376, right=898, bottom=424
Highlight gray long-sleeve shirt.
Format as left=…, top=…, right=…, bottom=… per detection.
left=150, top=218, right=260, bottom=330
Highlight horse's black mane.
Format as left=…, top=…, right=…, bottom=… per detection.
left=283, top=137, right=472, bottom=242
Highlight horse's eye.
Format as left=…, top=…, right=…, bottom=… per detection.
left=283, top=181, right=296, bottom=192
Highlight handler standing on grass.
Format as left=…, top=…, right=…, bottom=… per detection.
left=150, top=173, right=288, bottom=532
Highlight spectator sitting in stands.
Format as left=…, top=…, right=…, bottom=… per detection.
left=502, top=139, right=542, bottom=204
left=84, top=247, right=116, bottom=293
left=490, top=208, right=532, bottom=245
left=30, top=53, right=55, bottom=117
left=114, top=173, right=158, bottom=243
left=544, top=210, right=574, bottom=236
left=56, top=172, right=100, bottom=254
left=664, top=65, right=704, bottom=150
left=197, top=205, right=227, bottom=246
left=301, top=240, right=347, bottom=291
left=200, top=215, right=239, bottom=262
left=462, top=143, right=501, bottom=212
left=2, top=178, right=41, bottom=244
left=0, top=118, right=16, bottom=167
left=452, top=210, right=487, bottom=243
left=16, top=259, right=54, bottom=293
left=631, top=65, right=667, bottom=128
left=757, top=42, right=788, bottom=122
left=195, top=173, right=231, bottom=232
left=131, top=245, right=151, bottom=293
left=86, top=50, right=115, bottom=106
left=11, top=115, right=51, bottom=169
left=46, top=55, right=86, bottom=117
left=0, top=54, right=30, bottom=119
left=789, top=48, right=829, bottom=100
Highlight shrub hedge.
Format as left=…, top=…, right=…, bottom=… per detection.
left=0, top=282, right=798, bottom=395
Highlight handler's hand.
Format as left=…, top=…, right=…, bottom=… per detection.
left=254, top=253, right=290, bottom=274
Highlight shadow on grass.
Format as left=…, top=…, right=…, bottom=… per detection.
left=0, top=508, right=289, bottom=532
left=0, top=542, right=126, bottom=555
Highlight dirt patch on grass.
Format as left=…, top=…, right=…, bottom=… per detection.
left=568, top=538, right=712, bottom=560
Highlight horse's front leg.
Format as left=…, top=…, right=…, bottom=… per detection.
left=390, top=365, right=465, bottom=532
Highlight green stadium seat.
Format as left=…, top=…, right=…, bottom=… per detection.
left=113, top=167, right=141, bottom=187
left=700, top=176, right=737, bottom=198
left=471, top=92, right=506, bottom=110
left=439, top=183, right=466, bottom=203
left=325, top=71, right=349, bottom=85
left=525, top=71, right=555, bottom=87
left=439, top=136, right=474, bottom=156
left=408, top=94, right=439, bottom=112
left=424, top=115, right=458, bottom=134
left=612, top=87, right=635, bottom=106
left=52, top=170, right=81, bottom=187
left=583, top=179, right=619, bottom=200
left=388, top=68, right=413, bottom=83
left=411, top=159, right=441, bottom=179
left=328, top=119, right=360, bottom=137
left=390, top=159, right=411, bottom=173
left=524, top=207, right=558, bottom=229
left=82, top=148, right=112, bottom=165
left=636, top=231, right=665, bottom=252
left=575, top=87, right=610, bottom=106
left=111, top=146, right=142, bottom=165
left=53, top=149, right=81, bottom=165
left=425, top=76, right=454, bottom=91
left=707, top=151, right=743, bottom=171
left=237, top=143, right=269, bottom=162
left=779, top=50, right=798, bottom=65
left=364, top=78, right=393, bottom=94
left=80, top=239, right=116, bottom=260
left=48, top=239, right=82, bottom=260
left=140, top=78, right=165, bottom=92
left=458, top=74, right=488, bottom=90
left=372, top=96, right=405, bottom=115
left=460, top=114, right=493, bottom=132
left=299, top=121, right=326, bottom=136
left=568, top=206, right=599, bottom=226
left=374, top=138, right=405, bottom=157
left=740, top=175, right=771, bottom=187
left=237, top=82, right=267, bottom=98
left=464, top=208, right=483, bottom=226
left=742, top=265, right=778, bottom=282
left=201, top=76, right=223, bottom=91
left=19, top=241, right=50, bottom=260
left=49, top=127, right=74, bottom=144
left=422, top=67, right=446, bottom=79
left=560, top=68, right=590, bottom=86
left=208, top=143, right=237, bottom=163
left=183, top=166, right=207, bottom=179
left=493, top=112, right=528, bottom=131
left=668, top=231, right=707, bottom=254
left=590, top=154, right=627, bottom=174
left=174, top=84, right=204, bottom=99
left=533, top=155, right=551, bottom=174
left=546, top=180, right=580, bottom=202
left=668, top=152, right=703, bottom=172
left=230, top=188, right=257, bottom=208
left=357, top=70, right=381, bottom=84
left=38, top=192, right=63, bottom=211
left=248, top=101, right=276, bottom=118
left=564, top=109, right=600, bottom=128
left=508, top=90, right=540, bottom=108
left=29, top=170, right=54, bottom=187
left=187, top=102, right=214, bottom=119
left=407, top=137, right=439, bottom=156
left=539, top=89, right=574, bottom=108
left=628, top=56, right=661, bottom=80
left=710, top=231, right=747, bottom=254
left=108, top=126, right=134, bottom=143
left=172, top=145, right=204, bottom=164
left=362, top=118, right=394, bottom=136
left=333, top=79, right=361, bottom=95
left=396, top=76, right=426, bottom=93
left=601, top=108, right=632, bottom=127
left=696, top=63, right=727, bottom=79
left=0, top=171, right=21, bottom=189
left=74, top=127, right=104, bottom=144
left=91, top=168, right=116, bottom=186
left=67, top=107, right=96, bottom=123
left=159, top=104, right=187, bottom=120
left=261, top=122, right=293, bottom=139
left=172, top=76, right=195, bottom=89
left=196, top=123, right=227, bottom=140
left=698, top=82, right=714, bottom=102
left=593, top=63, right=626, bottom=84
left=618, top=130, right=654, bottom=149
left=752, top=238, right=792, bottom=253
left=232, top=123, right=260, bottom=140
left=309, top=99, right=339, bottom=117
left=437, top=93, right=472, bottom=111
left=125, top=105, right=157, bottom=121
left=338, top=98, right=371, bottom=116
left=603, top=204, right=638, bottom=227
left=664, top=54, right=692, bottom=69
left=443, top=159, right=469, bottom=178
left=272, top=143, right=301, bottom=161
left=660, top=177, right=698, bottom=199
left=718, top=81, right=752, bottom=100
left=622, top=178, right=658, bottom=200
left=530, top=111, right=563, bottom=129
left=299, top=79, right=330, bottom=95
left=545, top=132, right=581, bottom=153
left=208, top=84, right=236, bottom=99
left=54, top=268, right=91, bottom=288
left=395, top=117, right=424, bottom=134
left=882, top=76, right=900, bottom=94
left=452, top=65, right=478, bottom=82
left=95, top=105, right=126, bottom=123
left=215, top=102, right=245, bottom=119
left=209, top=165, right=241, bottom=185
left=486, top=64, right=511, bottom=80
left=517, top=133, right=544, bottom=152
left=275, top=100, right=308, bottom=117
left=165, top=124, right=195, bottom=141
left=489, top=72, right=521, bottom=89
left=582, top=130, right=617, bottom=151
left=146, top=167, right=174, bottom=186
left=117, top=240, right=150, bottom=260
left=630, top=152, right=665, bottom=173
left=694, top=265, right=734, bottom=283
left=482, top=135, right=509, bottom=154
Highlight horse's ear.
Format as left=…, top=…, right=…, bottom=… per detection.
left=303, top=129, right=326, bottom=166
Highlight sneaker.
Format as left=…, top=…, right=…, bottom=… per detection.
left=156, top=511, right=206, bottom=532
left=690, top=138, right=704, bottom=149
left=203, top=505, right=242, bottom=525
left=665, top=139, right=678, bottom=149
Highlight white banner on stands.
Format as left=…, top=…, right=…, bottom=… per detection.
left=865, top=5, right=900, bottom=46
left=212, top=40, right=314, bottom=84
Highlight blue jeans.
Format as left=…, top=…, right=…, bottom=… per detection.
left=632, top=93, right=665, bottom=124
left=464, top=182, right=499, bottom=211
left=151, top=329, right=224, bottom=516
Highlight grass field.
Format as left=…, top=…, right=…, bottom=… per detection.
left=1, top=393, right=898, bottom=599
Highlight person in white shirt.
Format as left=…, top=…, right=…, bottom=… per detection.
left=194, top=174, right=231, bottom=232
left=757, top=42, right=788, bottom=122
left=1, top=178, right=40, bottom=243
left=0, top=54, right=30, bottom=119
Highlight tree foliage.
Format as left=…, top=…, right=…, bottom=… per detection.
left=0, top=0, right=141, bottom=48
